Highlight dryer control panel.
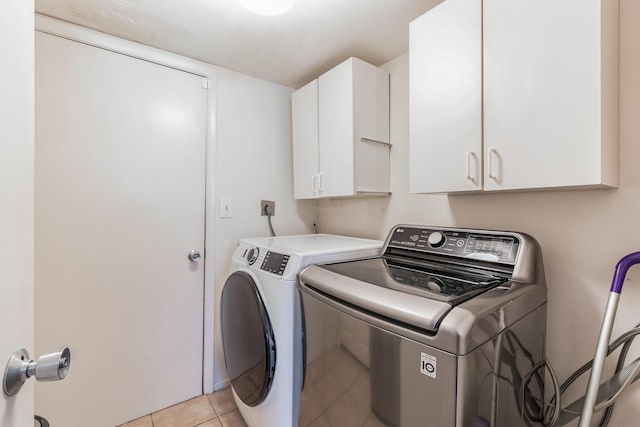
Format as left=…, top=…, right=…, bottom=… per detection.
left=261, top=251, right=290, bottom=276
left=239, top=245, right=291, bottom=276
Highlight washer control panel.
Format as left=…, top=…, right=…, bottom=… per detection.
left=387, top=226, right=520, bottom=264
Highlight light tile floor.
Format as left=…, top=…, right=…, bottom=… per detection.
left=118, top=387, right=247, bottom=427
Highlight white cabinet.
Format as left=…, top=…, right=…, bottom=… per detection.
left=410, top=0, right=618, bottom=193
left=292, top=79, right=319, bottom=199
left=483, top=0, right=618, bottom=191
left=292, top=57, right=390, bottom=199
left=409, top=0, right=482, bottom=193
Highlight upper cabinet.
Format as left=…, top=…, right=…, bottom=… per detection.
left=292, top=79, right=320, bottom=199
left=410, top=0, right=482, bottom=193
left=410, top=0, right=619, bottom=193
left=292, top=57, right=390, bottom=199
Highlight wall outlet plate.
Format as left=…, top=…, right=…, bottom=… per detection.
left=220, top=197, right=233, bottom=218
left=261, top=200, right=275, bottom=216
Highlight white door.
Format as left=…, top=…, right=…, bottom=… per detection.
left=0, top=1, right=35, bottom=426
left=35, top=32, right=207, bottom=427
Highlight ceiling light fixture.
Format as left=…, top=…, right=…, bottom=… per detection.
left=237, top=0, right=295, bottom=16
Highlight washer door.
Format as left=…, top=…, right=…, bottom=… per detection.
left=221, top=271, right=276, bottom=407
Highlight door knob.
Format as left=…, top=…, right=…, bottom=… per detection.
left=3, top=348, right=71, bottom=397
left=188, top=250, right=202, bottom=263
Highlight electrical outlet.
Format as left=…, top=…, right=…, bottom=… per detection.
left=261, top=200, right=275, bottom=216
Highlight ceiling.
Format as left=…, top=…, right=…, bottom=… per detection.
left=34, top=0, right=443, bottom=88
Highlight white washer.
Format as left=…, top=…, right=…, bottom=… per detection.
left=220, top=234, right=383, bottom=427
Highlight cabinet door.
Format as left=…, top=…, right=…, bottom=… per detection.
left=409, top=0, right=482, bottom=193
left=292, top=79, right=320, bottom=199
left=319, top=59, right=355, bottom=197
left=483, top=0, right=618, bottom=191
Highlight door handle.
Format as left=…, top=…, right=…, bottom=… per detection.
left=466, top=151, right=477, bottom=183
left=3, top=348, right=71, bottom=396
left=188, top=250, right=202, bottom=263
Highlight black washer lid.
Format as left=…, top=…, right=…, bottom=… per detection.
left=322, top=257, right=508, bottom=306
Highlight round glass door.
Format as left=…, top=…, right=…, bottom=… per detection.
left=221, top=271, right=276, bottom=406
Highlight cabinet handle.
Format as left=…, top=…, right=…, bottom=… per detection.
left=361, top=137, right=392, bottom=148
left=311, top=175, right=318, bottom=194
left=318, top=173, right=325, bottom=193
left=488, top=148, right=498, bottom=181
left=466, top=151, right=476, bottom=183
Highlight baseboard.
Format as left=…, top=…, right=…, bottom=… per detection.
left=213, top=378, right=231, bottom=392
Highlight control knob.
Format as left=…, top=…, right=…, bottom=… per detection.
left=427, top=232, right=446, bottom=248
left=427, top=277, right=444, bottom=293
left=246, top=247, right=259, bottom=265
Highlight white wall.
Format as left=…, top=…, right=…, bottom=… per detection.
left=212, top=68, right=318, bottom=388
left=0, top=1, right=34, bottom=426
left=318, top=1, right=640, bottom=424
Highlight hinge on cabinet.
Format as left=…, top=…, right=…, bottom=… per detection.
left=201, top=79, right=210, bottom=89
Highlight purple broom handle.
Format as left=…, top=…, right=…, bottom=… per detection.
left=610, top=252, right=640, bottom=294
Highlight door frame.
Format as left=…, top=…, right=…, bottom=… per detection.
left=34, top=14, right=218, bottom=394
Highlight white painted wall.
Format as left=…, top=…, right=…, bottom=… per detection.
left=0, top=1, right=34, bottom=425
left=318, top=1, right=640, bottom=424
left=212, top=68, right=318, bottom=388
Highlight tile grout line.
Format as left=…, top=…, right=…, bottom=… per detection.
left=205, top=394, right=220, bottom=426
left=207, top=394, right=220, bottom=418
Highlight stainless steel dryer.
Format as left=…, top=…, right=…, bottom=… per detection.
left=297, top=225, right=547, bottom=427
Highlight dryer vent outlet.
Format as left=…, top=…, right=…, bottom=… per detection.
left=261, top=200, right=275, bottom=216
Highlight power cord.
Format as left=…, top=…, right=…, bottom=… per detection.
left=522, top=322, right=640, bottom=427
left=265, top=204, right=276, bottom=237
